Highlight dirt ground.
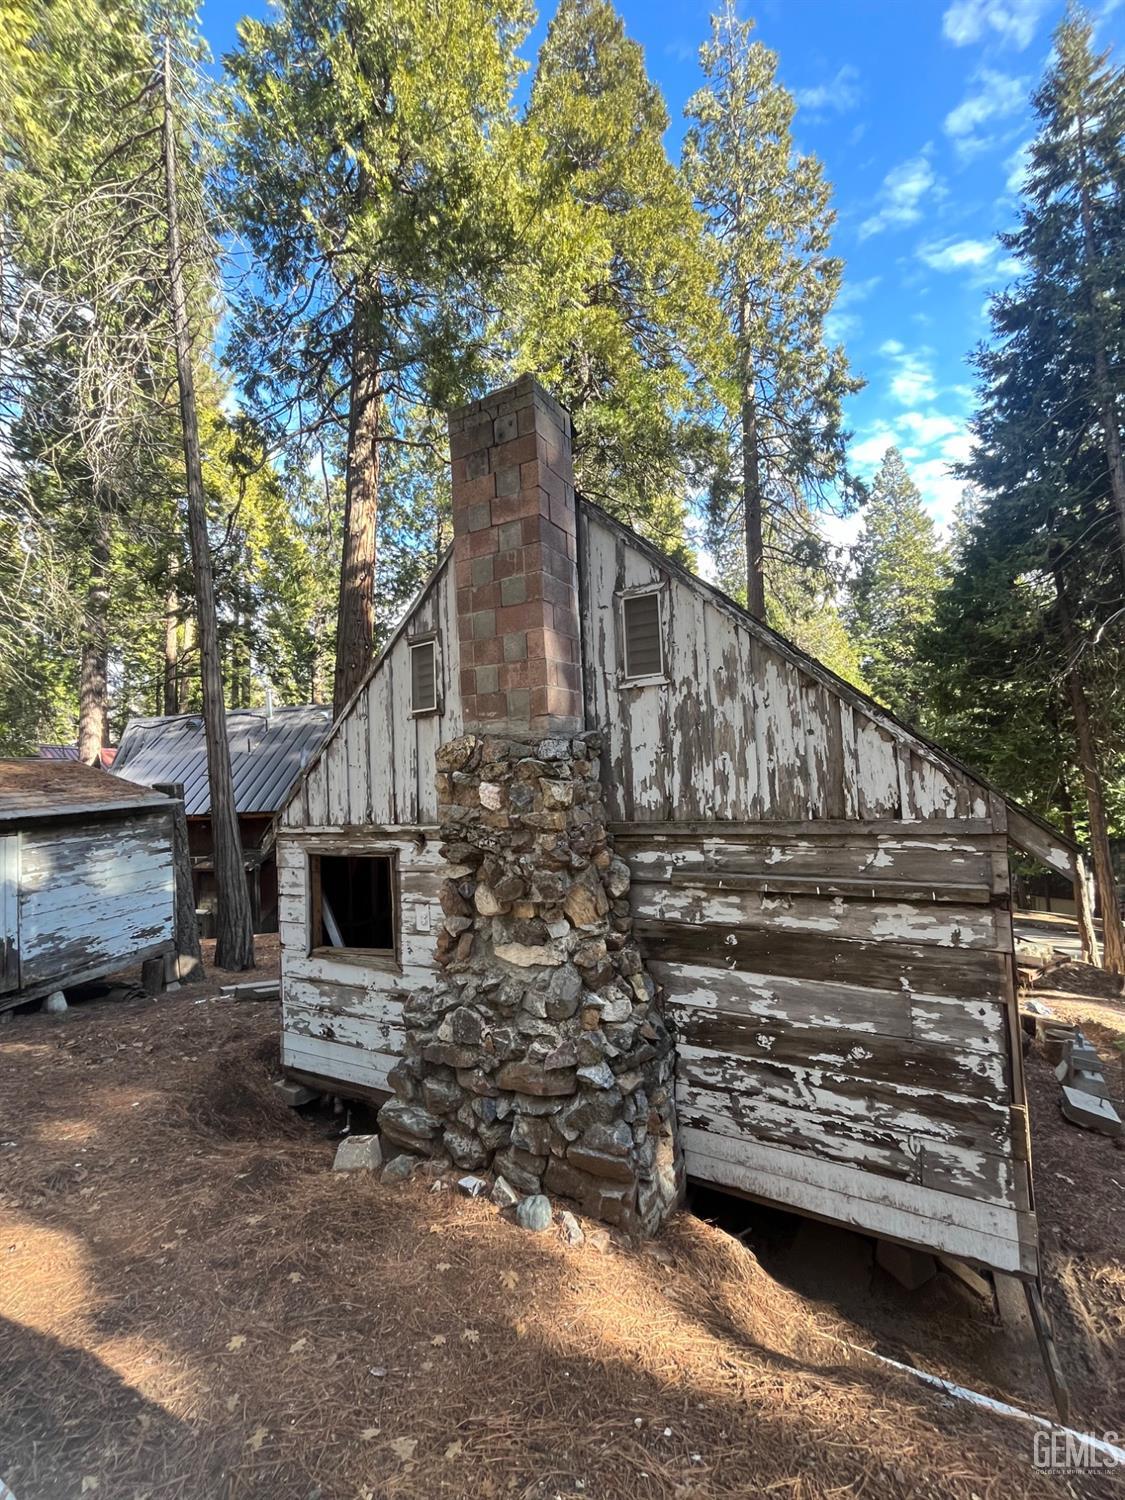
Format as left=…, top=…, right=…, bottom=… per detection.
left=0, top=942, right=1121, bottom=1500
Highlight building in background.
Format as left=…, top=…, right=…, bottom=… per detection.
left=113, top=705, right=332, bottom=934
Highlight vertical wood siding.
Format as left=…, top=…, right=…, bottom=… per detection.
left=578, top=506, right=988, bottom=827
left=277, top=831, right=443, bottom=1094
left=283, top=560, right=462, bottom=831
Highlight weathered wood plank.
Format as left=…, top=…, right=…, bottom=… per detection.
left=281, top=1032, right=396, bottom=1094
left=661, top=871, right=993, bottom=904
left=637, top=919, right=1009, bottom=1000
left=676, top=1051, right=1015, bottom=1155
left=631, top=880, right=1003, bottom=950
left=680, top=1127, right=1030, bottom=1273
left=674, top=1011, right=1010, bottom=1103
left=678, top=1087, right=1016, bottom=1207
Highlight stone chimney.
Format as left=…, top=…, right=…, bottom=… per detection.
left=375, top=377, right=683, bottom=1237
left=449, top=375, right=583, bottom=737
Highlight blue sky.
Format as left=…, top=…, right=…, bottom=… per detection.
left=200, top=0, right=1124, bottom=538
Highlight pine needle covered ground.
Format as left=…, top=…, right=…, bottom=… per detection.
left=0, top=942, right=1118, bottom=1500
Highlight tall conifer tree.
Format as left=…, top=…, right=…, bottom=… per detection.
left=510, top=0, right=718, bottom=554
left=683, top=7, right=861, bottom=620
left=224, top=0, right=530, bottom=714
left=847, top=448, right=947, bottom=725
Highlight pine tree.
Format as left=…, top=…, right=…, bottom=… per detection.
left=1019, top=7, right=1125, bottom=576
left=510, top=0, right=719, bottom=553
left=683, top=6, right=862, bottom=620
left=846, top=448, right=948, bottom=724
left=223, top=0, right=529, bottom=714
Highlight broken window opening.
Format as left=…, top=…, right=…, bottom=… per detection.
left=310, top=853, right=397, bottom=955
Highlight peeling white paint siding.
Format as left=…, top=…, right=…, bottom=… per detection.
left=277, top=831, right=444, bottom=1094
left=14, top=812, right=174, bottom=994
left=284, top=562, right=462, bottom=832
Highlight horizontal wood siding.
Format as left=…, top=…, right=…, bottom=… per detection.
left=579, top=507, right=988, bottom=826
left=616, top=821, right=1035, bottom=1273
left=283, top=559, right=461, bottom=831
left=277, top=830, right=445, bottom=1094
left=17, top=811, right=174, bottom=987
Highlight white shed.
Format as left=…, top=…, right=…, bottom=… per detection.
left=0, top=760, right=177, bottom=1010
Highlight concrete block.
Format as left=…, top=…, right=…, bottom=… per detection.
left=876, top=1239, right=938, bottom=1290
left=332, top=1135, right=384, bottom=1172
left=274, top=1078, right=318, bottom=1108
left=1061, top=1086, right=1122, bottom=1137
left=43, top=992, right=67, bottom=1014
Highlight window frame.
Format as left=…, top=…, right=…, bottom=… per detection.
left=407, top=631, right=442, bottom=718
left=617, top=582, right=669, bottom=687
left=307, top=847, right=401, bottom=972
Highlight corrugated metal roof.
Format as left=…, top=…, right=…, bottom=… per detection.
left=38, top=744, right=118, bottom=768
left=0, top=759, right=172, bottom=822
left=112, top=705, right=333, bottom=817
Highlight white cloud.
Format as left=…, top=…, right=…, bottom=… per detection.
left=944, top=69, right=1027, bottom=158
left=918, top=237, right=998, bottom=271
left=898, top=411, right=961, bottom=445
left=859, top=153, right=939, bottom=239
left=886, top=346, right=938, bottom=406
left=836, top=275, right=882, bottom=308
left=794, top=64, right=862, bottom=117
left=851, top=431, right=899, bottom=467
left=942, top=0, right=1048, bottom=50
left=824, top=311, right=861, bottom=344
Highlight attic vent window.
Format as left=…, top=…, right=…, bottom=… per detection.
left=410, top=638, right=438, bottom=715
left=622, top=590, right=665, bottom=683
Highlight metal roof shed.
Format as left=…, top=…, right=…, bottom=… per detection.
left=0, top=760, right=177, bottom=1009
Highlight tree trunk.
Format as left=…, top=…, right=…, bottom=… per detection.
left=163, top=582, right=179, bottom=716
left=741, top=389, right=765, bottom=621
left=77, top=512, right=110, bottom=765
left=1064, top=665, right=1123, bottom=970
left=332, top=312, right=380, bottom=718
left=1075, top=110, right=1125, bottom=576
left=161, top=38, right=253, bottom=972
left=1060, top=793, right=1100, bottom=966
left=736, top=293, right=765, bottom=622
left=1054, top=569, right=1125, bottom=971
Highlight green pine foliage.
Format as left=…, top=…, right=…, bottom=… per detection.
left=509, top=0, right=719, bottom=558
left=846, top=448, right=948, bottom=725
left=683, top=8, right=863, bottom=620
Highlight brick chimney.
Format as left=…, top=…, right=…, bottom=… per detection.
left=449, top=375, right=583, bottom=737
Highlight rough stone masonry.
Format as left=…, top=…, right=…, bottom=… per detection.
left=377, top=376, right=682, bottom=1233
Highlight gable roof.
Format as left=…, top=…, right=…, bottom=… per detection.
left=0, top=759, right=174, bottom=823
left=583, top=498, right=1076, bottom=870
left=113, top=705, right=333, bottom=817
left=276, top=497, right=1075, bottom=873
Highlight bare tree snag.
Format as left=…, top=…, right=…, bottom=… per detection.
left=163, top=581, right=179, bottom=716
left=77, top=514, right=110, bottom=765
left=332, top=304, right=380, bottom=717
left=161, top=38, right=253, bottom=971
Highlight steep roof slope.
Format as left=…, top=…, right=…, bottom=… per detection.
left=114, top=705, right=332, bottom=817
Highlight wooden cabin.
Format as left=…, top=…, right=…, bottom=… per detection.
left=0, top=760, right=176, bottom=1010
left=113, top=705, right=332, bottom=933
left=275, top=375, right=1078, bottom=1277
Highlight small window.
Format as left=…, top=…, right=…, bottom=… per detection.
left=310, top=853, right=397, bottom=956
left=622, top=590, right=665, bottom=681
left=410, top=638, right=438, bottom=714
